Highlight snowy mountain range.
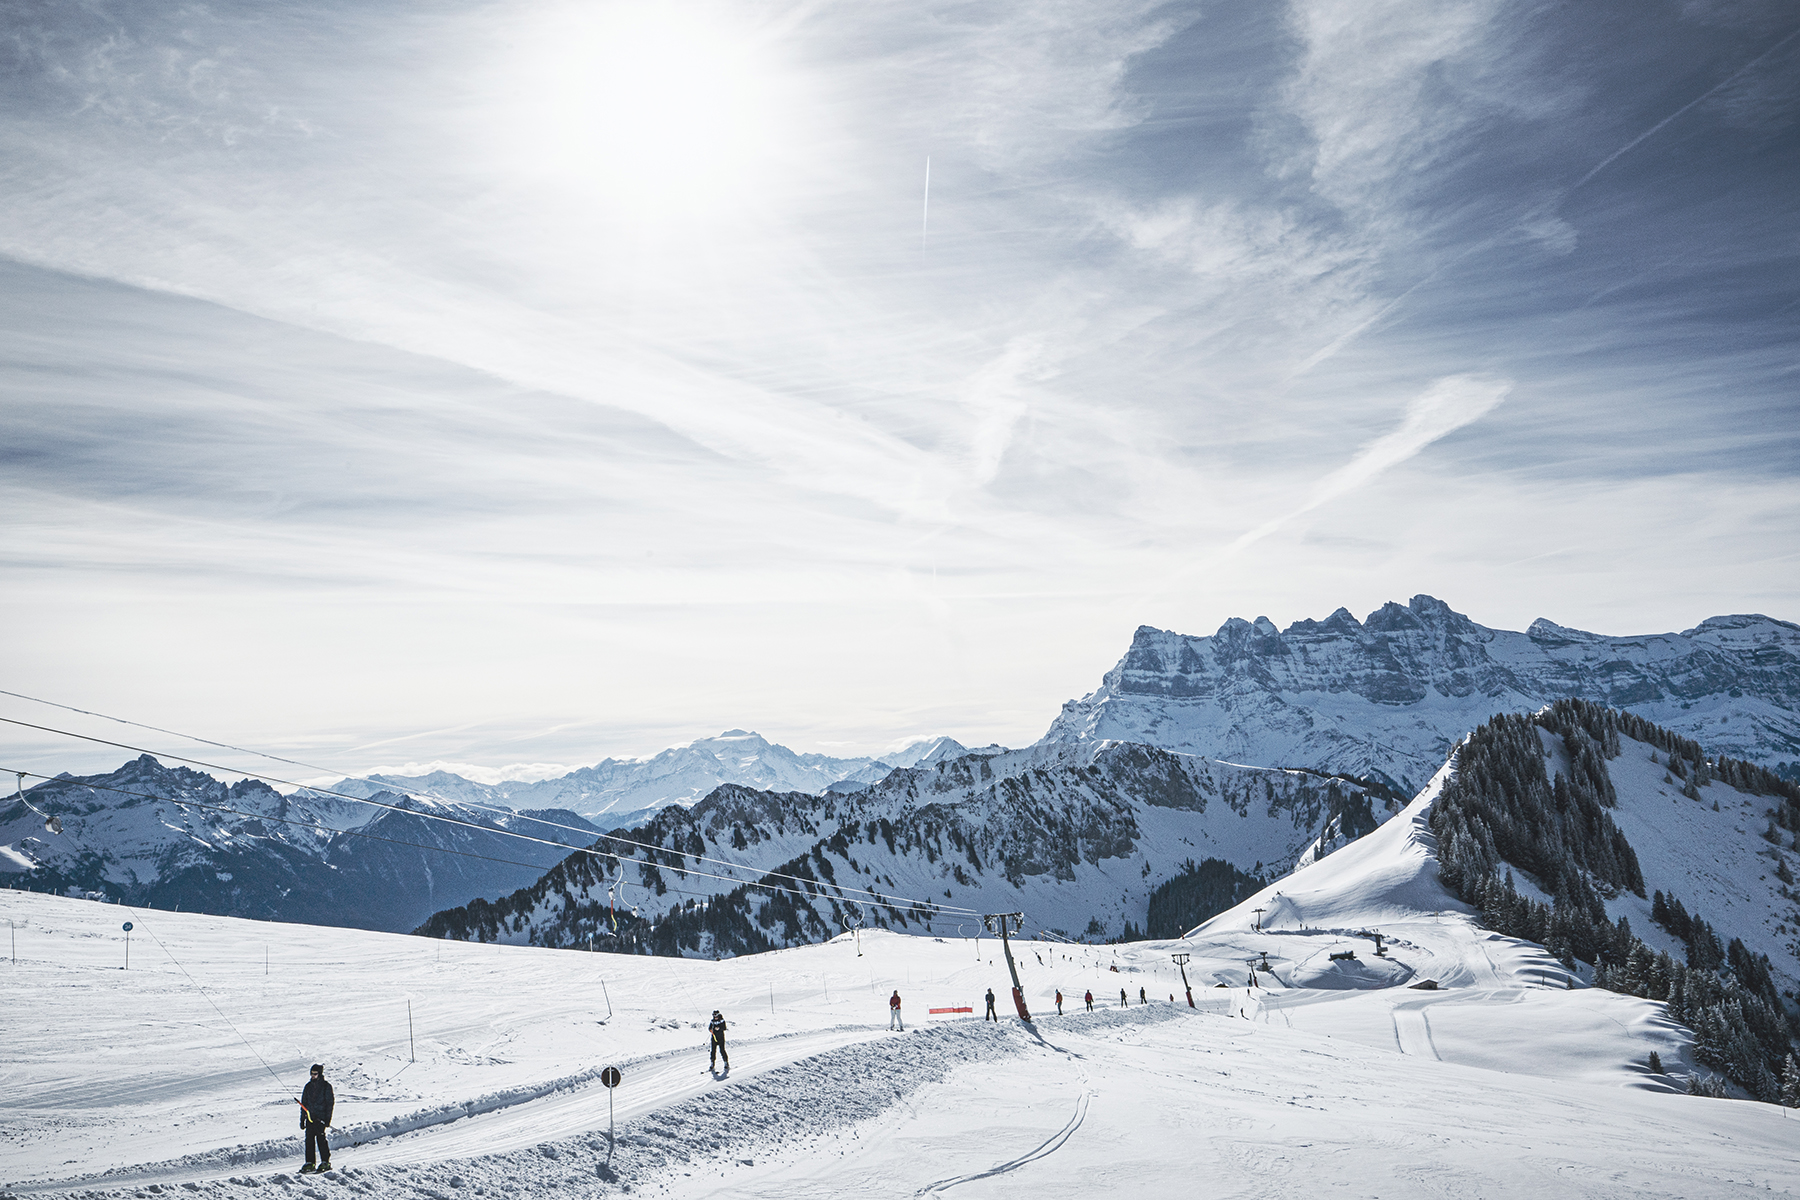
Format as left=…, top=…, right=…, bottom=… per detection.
left=8, top=595, right=1798, bottom=965
left=1042, top=595, right=1800, bottom=794
left=325, top=730, right=975, bottom=820
left=415, top=739, right=1399, bottom=951
left=0, top=755, right=601, bottom=933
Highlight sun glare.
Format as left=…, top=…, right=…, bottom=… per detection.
left=497, top=2, right=794, bottom=220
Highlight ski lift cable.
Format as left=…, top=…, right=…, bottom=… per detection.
left=115, top=903, right=291, bottom=1097
left=1, top=761, right=971, bottom=918
left=0, top=713, right=980, bottom=917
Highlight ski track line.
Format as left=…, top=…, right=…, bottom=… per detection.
left=915, top=1091, right=1090, bottom=1194
left=1389, top=1003, right=1442, bottom=1061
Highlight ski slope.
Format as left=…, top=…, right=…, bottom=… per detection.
left=4, top=791, right=1797, bottom=1200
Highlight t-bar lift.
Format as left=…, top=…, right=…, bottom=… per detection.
left=983, top=911, right=1032, bottom=1022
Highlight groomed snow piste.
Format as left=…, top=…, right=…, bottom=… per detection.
left=4, top=774, right=1795, bottom=1199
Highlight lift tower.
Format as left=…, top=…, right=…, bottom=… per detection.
left=983, top=912, right=1032, bottom=1022
left=1172, top=952, right=1195, bottom=1008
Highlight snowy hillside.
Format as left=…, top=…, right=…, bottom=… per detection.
left=6, top=870, right=1796, bottom=1197
left=1043, top=596, right=1800, bottom=793
left=1200, top=699, right=1800, bottom=1101
left=416, top=740, right=1401, bottom=953
left=0, top=756, right=600, bottom=933
left=327, top=730, right=960, bottom=819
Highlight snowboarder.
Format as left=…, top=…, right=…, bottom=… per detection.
left=984, top=988, right=997, bottom=1022
left=1139, top=986, right=1147, bottom=1005
left=1120, top=987, right=1128, bottom=1007
left=889, top=990, right=903, bottom=1031
left=1055, top=989, right=1063, bottom=1015
left=298, top=1063, right=333, bottom=1174
left=708, top=1010, right=729, bottom=1072
left=1084, top=989, right=1093, bottom=1012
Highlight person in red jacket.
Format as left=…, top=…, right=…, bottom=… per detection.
left=1055, top=989, right=1063, bottom=1015
left=1083, top=989, right=1094, bottom=1012
left=889, top=989, right=903, bottom=1031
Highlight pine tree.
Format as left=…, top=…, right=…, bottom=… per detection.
left=1781, top=1054, right=1800, bottom=1107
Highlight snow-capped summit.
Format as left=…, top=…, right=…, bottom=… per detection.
left=330, top=729, right=966, bottom=820
left=1040, top=596, right=1800, bottom=794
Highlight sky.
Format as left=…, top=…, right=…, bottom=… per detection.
left=2, top=0, right=1797, bottom=781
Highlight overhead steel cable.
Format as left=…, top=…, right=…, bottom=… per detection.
left=0, top=687, right=353, bottom=777
left=0, top=693, right=972, bottom=915
left=115, top=903, right=292, bottom=1096
left=0, top=715, right=978, bottom=917
left=0, top=765, right=906, bottom=914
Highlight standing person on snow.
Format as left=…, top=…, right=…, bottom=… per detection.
left=889, top=990, right=903, bottom=1031
left=708, top=1010, right=730, bottom=1072
left=1120, top=987, right=1128, bottom=1007
left=1084, top=989, right=1093, bottom=1012
left=1140, top=986, right=1147, bottom=1005
left=984, top=988, right=997, bottom=1021
left=1055, top=989, right=1063, bottom=1015
left=298, top=1063, right=334, bottom=1174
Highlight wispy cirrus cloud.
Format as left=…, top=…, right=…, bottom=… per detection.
left=1, top=0, right=1794, bottom=772
left=1224, top=375, right=1512, bottom=557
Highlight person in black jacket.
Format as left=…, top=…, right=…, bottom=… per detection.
left=708, top=1011, right=729, bottom=1072
left=299, top=1064, right=334, bottom=1173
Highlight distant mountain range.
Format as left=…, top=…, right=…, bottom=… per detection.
left=1042, top=595, right=1800, bottom=795
left=0, top=755, right=600, bottom=932
left=324, top=730, right=979, bottom=820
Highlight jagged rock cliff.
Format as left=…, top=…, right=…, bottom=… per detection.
left=1040, top=596, right=1800, bottom=794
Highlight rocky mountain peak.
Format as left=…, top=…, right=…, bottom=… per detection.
left=1044, top=597, right=1800, bottom=793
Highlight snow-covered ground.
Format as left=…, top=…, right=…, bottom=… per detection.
left=7, top=767, right=1798, bottom=1198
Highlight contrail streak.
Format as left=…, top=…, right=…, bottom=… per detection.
left=922, top=156, right=931, bottom=247
left=1572, top=24, right=1800, bottom=191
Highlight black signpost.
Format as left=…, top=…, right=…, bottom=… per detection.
left=122, top=921, right=133, bottom=970
left=600, top=1066, right=622, bottom=1162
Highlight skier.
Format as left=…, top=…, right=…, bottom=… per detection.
left=1084, top=989, right=1093, bottom=1012
left=298, top=1063, right=333, bottom=1174
left=708, top=1010, right=729, bottom=1072
left=1055, top=989, right=1063, bottom=1015
left=1139, top=986, right=1147, bottom=1005
left=984, top=988, right=997, bottom=1022
left=1120, top=987, right=1128, bottom=1007
left=889, top=990, right=903, bottom=1031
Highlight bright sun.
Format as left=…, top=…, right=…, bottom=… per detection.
left=497, top=1, right=795, bottom=220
